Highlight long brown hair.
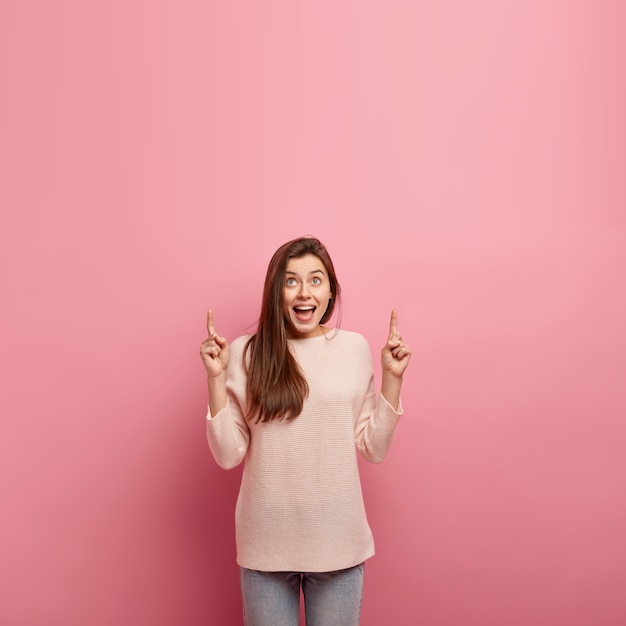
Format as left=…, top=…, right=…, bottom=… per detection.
left=244, top=237, right=341, bottom=423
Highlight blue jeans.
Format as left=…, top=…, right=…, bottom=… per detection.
left=240, top=563, right=364, bottom=626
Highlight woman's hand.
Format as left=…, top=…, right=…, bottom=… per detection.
left=199, top=310, right=230, bottom=378
left=381, top=309, right=411, bottom=378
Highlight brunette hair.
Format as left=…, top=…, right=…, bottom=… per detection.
left=244, top=237, right=341, bottom=423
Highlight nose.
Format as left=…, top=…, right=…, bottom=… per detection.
left=298, top=282, right=311, bottom=298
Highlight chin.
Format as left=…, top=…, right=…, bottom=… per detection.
left=290, top=321, right=321, bottom=337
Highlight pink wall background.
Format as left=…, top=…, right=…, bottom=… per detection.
left=1, top=1, right=625, bottom=624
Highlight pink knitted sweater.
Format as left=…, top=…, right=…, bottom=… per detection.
left=206, top=329, right=403, bottom=572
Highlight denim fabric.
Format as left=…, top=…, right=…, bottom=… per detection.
left=240, top=563, right=364, bottom=626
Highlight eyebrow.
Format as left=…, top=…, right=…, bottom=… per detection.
left=285, top=269, right=326, bottom=276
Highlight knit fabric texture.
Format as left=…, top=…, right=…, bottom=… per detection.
left=206, top=329, right=403, bottom=572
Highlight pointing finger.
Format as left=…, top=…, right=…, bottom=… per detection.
left=207, top=309, right=216, bottom=337
left=388, top=309, right=398, bottom=340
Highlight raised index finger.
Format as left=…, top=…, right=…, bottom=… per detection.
left=388, top=309, right=398, bottom=339
left=207, top=309, right=216, bottom=337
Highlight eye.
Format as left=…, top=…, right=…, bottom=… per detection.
left=285, top=278, right=297, bottom=287
left=311, top=277, right=322, bottom=285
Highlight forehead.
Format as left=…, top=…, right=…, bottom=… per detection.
left=285, top=254, right=327, bottom=274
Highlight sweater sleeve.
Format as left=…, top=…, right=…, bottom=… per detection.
left=354, top=343, right=403, bottom=464
left=205, top=337, right=251, bottom=470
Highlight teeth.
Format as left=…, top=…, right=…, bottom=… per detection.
left=295, top=306, right=315, bottom=311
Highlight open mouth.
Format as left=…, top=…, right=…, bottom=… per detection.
left=293, top=305, right=316, bottom=322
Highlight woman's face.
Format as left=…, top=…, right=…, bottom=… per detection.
left=282, top=254, right=333, bottom=338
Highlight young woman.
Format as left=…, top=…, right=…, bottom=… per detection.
left=199, top=237, right=411, bottom=626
